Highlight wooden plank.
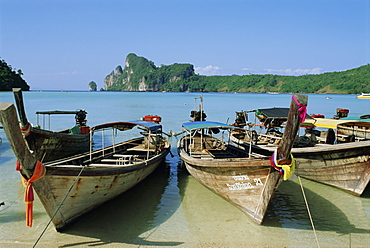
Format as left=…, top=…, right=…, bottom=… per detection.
left=0, top=103, right=35, bottom=178
left=0, top=102, right=64, bottom=225
left=277, top=94, right=308, bottom=163
left=12, top=88, right=29, bottom=127
left=90, top=163, right=135, bottom=167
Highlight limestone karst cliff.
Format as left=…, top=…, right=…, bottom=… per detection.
left=103, top=54, right=370, bottom=94
left=104, top=53, right=195, bottom=91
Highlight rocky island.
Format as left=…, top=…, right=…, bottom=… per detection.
left=103, top=53, right=369, bottom=94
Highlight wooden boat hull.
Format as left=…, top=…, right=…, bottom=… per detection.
left=0, top=102, right=171, bottom=230
left=12, top=88, right=91, bottom=162
left=231, top=133, right=370, bottom=196
left=337, top=121, right=370, bottom=139
left=178, top=139, right=281, bottom=224
left=36, top=139, right=170, bottom=231
left=25, top=127, right=90, bottom=162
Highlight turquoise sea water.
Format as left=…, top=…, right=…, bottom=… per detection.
left=0, top=91, right=369, bottom=247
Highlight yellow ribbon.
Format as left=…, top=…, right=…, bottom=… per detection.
left=273, top=151, right=295, bottom=181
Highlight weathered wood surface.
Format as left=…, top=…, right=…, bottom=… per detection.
left=0, top=102, right=63, bottom=224
left=276, top=94, right=307, bottom=163
left=178, top=94, right=307, bottom=224
left=337, top=121, right=370, bottom=139
left=230, top=96, right=370, bottom=196
left=0, top=102, right=35, bottom=177
left=182, top=154, right=276, bottom=224
left=293, top=146, right=370, bottom=196
left=232, top=136, right=370, bottom=196
left=24, top=127, right=91, bottom=163
left=13, top=88, right=29, bottom=127
left=1, top=102, right=171, bottom=230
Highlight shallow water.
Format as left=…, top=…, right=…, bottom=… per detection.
left=0, top=91, right=369, bottom=247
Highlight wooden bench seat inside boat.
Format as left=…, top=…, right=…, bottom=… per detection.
left=189, top=151, right=214, bottom=159
left=127, top=144, right=156, bottom=152
left=89, top=163, right=137, bottom=167
left=187, top=137, right=222, bottom=151
left=112, top=154, right=147, bottom=159
left=206, top=149, right=237, bottom=158
left=100, top=155, right=147, bottom=164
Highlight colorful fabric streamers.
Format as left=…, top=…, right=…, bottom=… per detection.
left=292, top=95, right=307, bottom=123
left=20, top=122, right=32, bottom=137
left=270, top=150, right=295, bottom=181
left=16, top=160, right=21, bottom=171
left=18, top=161, right=46, bottom=227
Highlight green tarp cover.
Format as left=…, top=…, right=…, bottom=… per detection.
left=182, top=121, right=234, bottom=131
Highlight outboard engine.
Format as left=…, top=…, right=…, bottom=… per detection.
left=233, top=111, right=247, bottom=128
left=190, top=110, right=207, bottom=121
left=334, top=108, right=349, bottom=119
left=75, top=110, right=87, bottom=126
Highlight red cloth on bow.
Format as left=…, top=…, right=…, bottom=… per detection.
left=19, top=161, right=45, bottom=227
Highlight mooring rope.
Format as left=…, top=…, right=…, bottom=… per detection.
left=33, top=165, right=85, bottom=248
left=298, top=176, right=320, bottom=248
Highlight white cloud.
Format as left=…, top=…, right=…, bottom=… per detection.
left=242, top=68, right=256, bottom=71
left=262, top=67, right=323, bottom=75
left=195, top=65, right=222, bottom=75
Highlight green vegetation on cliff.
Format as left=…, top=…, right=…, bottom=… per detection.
left=105, top=54, right=369, bottom=94
left=0, top=58, right=30, bottom=91
left=162, top=65, right=370, bottom=94
left=106, top=53, right=195, bottom=91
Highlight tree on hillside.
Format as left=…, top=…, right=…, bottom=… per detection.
left=0, top=58, right=30, bottom=91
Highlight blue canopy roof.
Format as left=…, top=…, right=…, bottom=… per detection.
left=182, top=121, right=234, bottom=131
left=92, top=121, right=162, bottom=132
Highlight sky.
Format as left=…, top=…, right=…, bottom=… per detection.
left=0, top=0, right=369, bottom=90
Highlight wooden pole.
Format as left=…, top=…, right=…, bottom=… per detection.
left=0, top=102, right=65, bottom=227
left=0, top=102, right=36, bottom=179
left=12, top=88, right=29, bottom=127
left=277, top=94, right=308, bottom=163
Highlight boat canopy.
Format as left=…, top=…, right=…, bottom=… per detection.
left=92, top=121, right=162, bottom=132
left=182, top=121, right=235, bottom=131
left=252, top=108, right=313, bottom=120
left=36, top=110, right=86, bottom=115
left=255, top=108, right=290, bottom=119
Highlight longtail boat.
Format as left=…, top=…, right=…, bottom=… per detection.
left=0, top=102, right=170, bottom=231
left=177, top=94, right=307, bottom=224
left=230, top=107, right=370, bottom=196
left=13, top=88, right=91, bottom=162
left=337, top=121, right=370, bottom=140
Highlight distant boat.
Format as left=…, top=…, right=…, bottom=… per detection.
left=12, top=88, right=91, bottom=162
left=357, top=93, right=370, bottom=99
left=325, top=96, right=332, bottom=99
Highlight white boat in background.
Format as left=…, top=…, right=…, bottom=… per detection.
left=357, top=93, right=370, bottom=99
